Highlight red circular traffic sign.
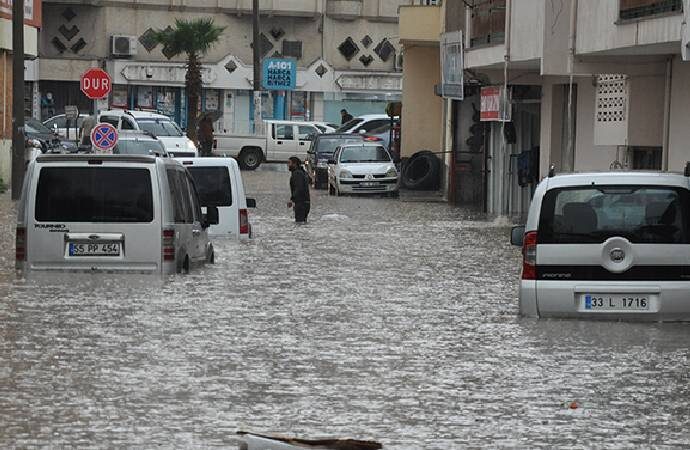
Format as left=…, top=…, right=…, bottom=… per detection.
left=91, top=123, right=118, bottom=152
left=81, top=68, right=112, bottom=100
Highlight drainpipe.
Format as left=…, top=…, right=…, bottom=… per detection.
left=503, top=0, right=511, bottom=215
left=565, top=0, right=578, bottom=172
left=662, top=56, right=673, bottom=171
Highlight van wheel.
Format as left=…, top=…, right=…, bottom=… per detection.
left=239, top=148, right=262, bottom=170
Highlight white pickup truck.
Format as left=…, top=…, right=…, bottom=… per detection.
left=213, top=120, right=322, bottom=170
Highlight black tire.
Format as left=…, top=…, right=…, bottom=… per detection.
left=402, top=151, right=441, bottom=190
left=239, top=148, right=262, bottom=170
left=328, top=183, right=335, bottom=195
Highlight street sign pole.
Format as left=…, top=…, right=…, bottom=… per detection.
left=11, top=0, right=25, bottom=200
left=252, top=0, right=263, bottom=135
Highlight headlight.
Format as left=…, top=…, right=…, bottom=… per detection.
left=186, top=139, right=197, bottom=150
left=386, top=167, right=398, bottom=177
left=339, top=169, right=352, bottom=179
left=26, top=139, right=42, bottom=149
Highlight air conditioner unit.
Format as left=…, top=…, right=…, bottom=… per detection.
left=111, top=35, right=138, bottom=57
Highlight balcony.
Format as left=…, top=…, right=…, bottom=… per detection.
left=469, top=0, right=505, bottom=48
left=399, top=5, right=442, bottom=46
left=619, top=0, right=682, bottom=21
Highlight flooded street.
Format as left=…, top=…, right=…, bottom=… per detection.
left=1, top=165, right=690, bottom=448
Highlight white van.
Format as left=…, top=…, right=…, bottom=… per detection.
left=17, top=154, right=218, bottom=274
left=180, top=157, right=256, bottom=240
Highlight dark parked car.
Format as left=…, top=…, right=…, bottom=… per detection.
left=25, top=118, right=77, bottom=155
left=306, top=133, right=365, bottom=189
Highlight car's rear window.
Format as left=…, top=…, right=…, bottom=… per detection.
left=538, top=186, right=690, bottom=244
left=35, top=167, right=154, bottom=223
left=187, top=167, right=232, bottom=207
left=315, top=137, right=363, bottom=156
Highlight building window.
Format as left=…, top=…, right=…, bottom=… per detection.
left=469, top=0, right=506, bottom=48
left=619, top=0, right=682, bottom=21
left=631, top=147, right=662, bottom=170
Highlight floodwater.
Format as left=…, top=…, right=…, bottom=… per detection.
left=1, top=165, right=689, bottom=448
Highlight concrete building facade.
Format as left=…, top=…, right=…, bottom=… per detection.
left=38, top=0, right=409, bottom=132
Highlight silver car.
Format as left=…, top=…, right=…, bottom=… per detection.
left=511, top=171, right=690, bottom=321
left=327, top=144, right=399, bottom=196
left=17, top=154, right=217, bottom=275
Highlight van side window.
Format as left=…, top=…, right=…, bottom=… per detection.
left=100, top=116, right=119, bottom=127
left=184, top=172, right=202, bottom=223
left=167, top=168, right=192, bottom=224
left=121, top=117, right=136, bottom=130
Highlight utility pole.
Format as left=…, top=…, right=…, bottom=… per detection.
left=11, top=0, right=25, bottom=200
left=252, top=0, right=263, bottom=135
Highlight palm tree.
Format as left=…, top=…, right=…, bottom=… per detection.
left=153, top=18, right=225, bottom=143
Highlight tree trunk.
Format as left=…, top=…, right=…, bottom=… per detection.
left=186, top=52, right=202, bottom=143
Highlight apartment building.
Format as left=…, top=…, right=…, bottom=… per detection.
left=38, top=0, right=409, bottom=132
left=0, top=1, right=42, bottom=182
left=401, top=0, right=690, bottom=219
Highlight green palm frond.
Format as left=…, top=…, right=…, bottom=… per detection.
left=152, top=18, right=225, bottom=58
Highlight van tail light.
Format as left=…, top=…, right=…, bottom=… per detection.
left=522, top=231, right=538, bottom=280
left=15, top=226, right=26, bottom=262
left=162, top=228, right=175, bottom=262
left=239, top=209, right=249, bottom=234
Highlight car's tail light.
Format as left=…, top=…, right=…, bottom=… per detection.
left=15, top=226, right=26, bottom=262
left=239, top=209, right=249, bottom=234
left=522, top=231, right=538, bottom=280
left=364, top=136, right=382, bottom=142
left=162, top=228, right=175, bottom=262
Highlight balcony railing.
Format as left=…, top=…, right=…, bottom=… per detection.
left=619, top=0, right=682, bottom=20
left=469, top=0, right=506, bottom=48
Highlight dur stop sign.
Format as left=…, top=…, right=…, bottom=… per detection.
left=81, top=68, right=112, bottom=100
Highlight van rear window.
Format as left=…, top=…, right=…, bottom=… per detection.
left=35, top=167, right=154, bottom=223
left=538, top=186, right=690, bottom=244
left=187, top=167, right=232, bottom=207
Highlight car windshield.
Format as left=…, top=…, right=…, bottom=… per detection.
left=114, top=139, right=166, bottom=155
left=136, top=118, right=184, bottom=137
left=315, top=137, right=363, bottom=156
left=340, top=146, right=391, bottom=163
left=25, top=118, right=53, bottom=134
left=336, top=118, right=363, bottom=133
left=35, top=167, right=154, bottom=223
left=538, top=186, right=690, bottom=244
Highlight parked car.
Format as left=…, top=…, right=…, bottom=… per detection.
left=363, top=119, right=399, bottom=152
left=336, top=114, right=394, bottom=135
left=327, top=144, right=399, bottom=196
left=213, top=120, right=321, bottom=170
left=25, top=117, right=77, bottom=158
left=43, top=113, right=89, bottom=140
left=306, top=133, right=365, bottom=189
left=112, top=132, right=168, bottom=157
left=180, top=157, right=256, bottom=240
left=97, top=109, right=198, bottom=157
left=17, top=154, right=218, bottom=274
left=510, top=170, right=690, bottom=321
left=310, top=122, right=337, bottom=134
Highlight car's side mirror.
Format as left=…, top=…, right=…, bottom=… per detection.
left=511, top=225, right=525, bottom=246
left=203, top=206, right=220, bottom=227
left=246, top=197, right=257, bottom=208
left=327, top=159, right=336, bottom=165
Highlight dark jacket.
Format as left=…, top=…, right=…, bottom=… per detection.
left=290, top=167, right=311, bottom=204
left=341, top=113, right=353, bottom=124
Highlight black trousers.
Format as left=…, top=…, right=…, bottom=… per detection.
left=294, top=201, right=310, bottom=223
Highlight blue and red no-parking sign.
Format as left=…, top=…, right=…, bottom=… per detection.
left=91, top=123, right=118, bottom=153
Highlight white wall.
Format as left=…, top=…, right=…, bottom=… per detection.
left=0, top=20, right=38, bottom=56
left=510, top=0, right=543, bottom=63
left=668, top=59, right=690, bottom=170
left=573, top=79, right=618, bottom=171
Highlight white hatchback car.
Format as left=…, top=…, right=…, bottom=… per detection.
left=511, top=170, right=690, bottom=321
left=327, top=144, right=398, bottom=196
